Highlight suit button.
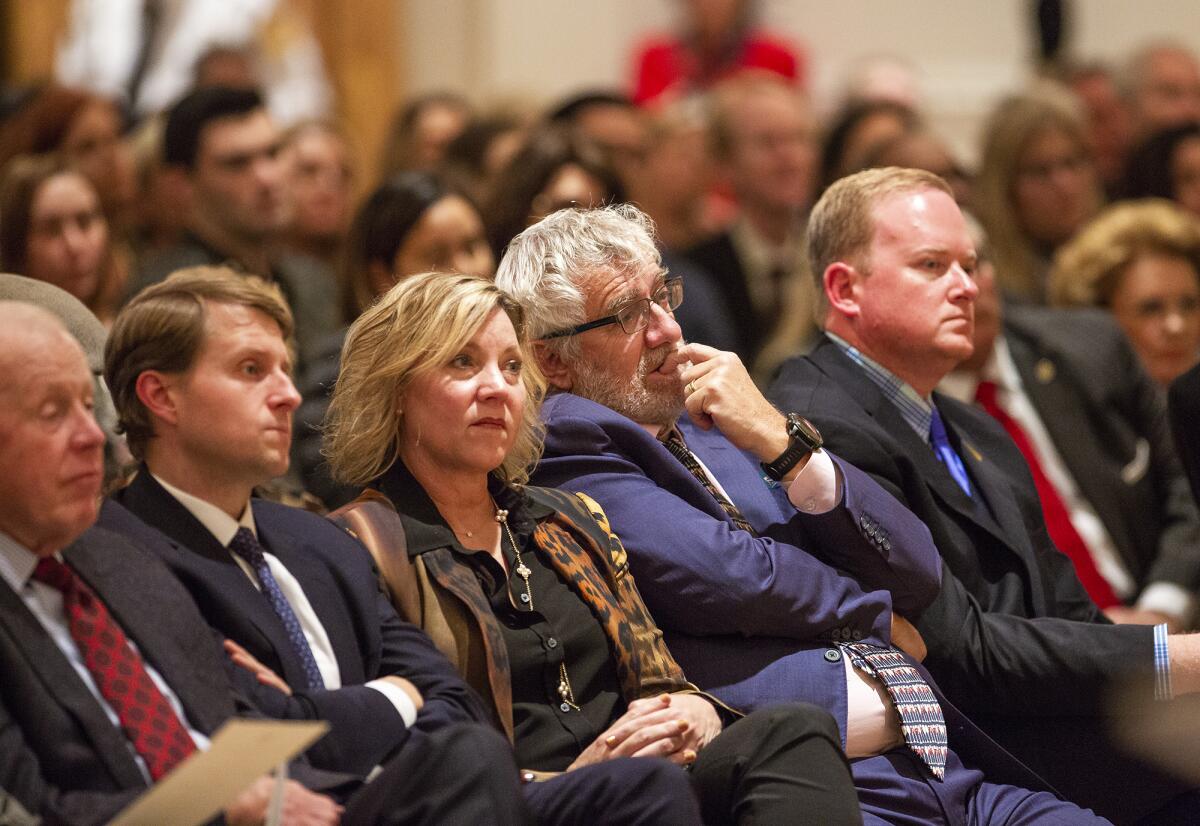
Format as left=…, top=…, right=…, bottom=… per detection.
left=852, top=630, right=863, bottom=641
left=546, top=637, right=558, bottom=649
left=880, top=538, right=891, bottom=552
left=824, top=648, right=842, bottom=662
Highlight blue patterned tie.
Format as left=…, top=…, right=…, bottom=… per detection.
left=929, top=406, right=972, bottom=497
left=228, top=527, right=325, bottom=691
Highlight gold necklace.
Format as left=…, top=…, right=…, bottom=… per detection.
left=495, top=504, right=580, bottom=711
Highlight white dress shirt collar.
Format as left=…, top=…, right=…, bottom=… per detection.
left=150, top=473, right=256, bottom=547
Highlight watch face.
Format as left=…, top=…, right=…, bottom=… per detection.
left=787, top=414, right=823, bottom=449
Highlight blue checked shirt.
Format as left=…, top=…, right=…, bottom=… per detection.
left=828, top=333, right=1173, bottom=699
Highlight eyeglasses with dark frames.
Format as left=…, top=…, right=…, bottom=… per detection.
left=540, top=277, right=684, bottom=339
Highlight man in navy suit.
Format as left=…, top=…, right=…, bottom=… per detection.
left=497, top=204, right=1108, bottom=823
left=101, top=266, right=704, bottom=825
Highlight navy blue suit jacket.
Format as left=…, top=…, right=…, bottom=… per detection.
left=106, top=471, right=488, bottom=776
left=533, top=393, right=1055, bottom=796
left=532, top=393, right=944, bottom=734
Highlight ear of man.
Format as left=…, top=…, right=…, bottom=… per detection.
left=532, top=340, right=573, bottom=391
left=823, top=261, right=864, bottom=324
left=134, top=370, right=181, bottom=429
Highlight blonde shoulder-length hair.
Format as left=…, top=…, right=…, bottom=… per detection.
left=323, top=271, right=547, bottom=487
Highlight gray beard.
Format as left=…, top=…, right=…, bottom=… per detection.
left=572, top=346, right=686, bottom=427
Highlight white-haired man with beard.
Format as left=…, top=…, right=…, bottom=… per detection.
left=497, top=204, right=1109, bottom=824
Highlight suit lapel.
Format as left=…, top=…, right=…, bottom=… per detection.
left=252, top=507, right=365, bottom=684
left=65, top=531, right=233, bottom=734
left=680, top=418, right=792, bottom=529
left=1005, top=327, right=1129, bottom=546
left=117, top=472, right=310, bottom=685
left=809, top=340, right=1024, bottom=559
left=0, top=563, right=147, bottom=790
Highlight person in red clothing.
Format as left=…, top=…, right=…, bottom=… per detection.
left=630, top=0, right=803, bottom=105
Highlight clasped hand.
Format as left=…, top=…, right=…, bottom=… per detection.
left=568, top=693, right=722, bottom=770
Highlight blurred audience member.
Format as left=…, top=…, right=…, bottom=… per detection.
left=1063, top=62, right=1134, bottom=196
left=1121, top=121, right=1200, bottom=217
left=976, top=84, right=1100, bottom=303
left=135, top=86, right=337, bottom=366
left=0, top=85, right=136, bottom=233
left=192, top=43, right=261, bottom=91
left=126, top=115, right=190, bottom=255
left=440, top=114, right=527, bottom=204
left=631, top=0, right=802, bottom=105
left=1124, top=41, right=1200, bottom=140
left=862, top=127, right=972, bottom=207
left=380, top=92, right=472, bottom=177
left=0, top=155, right=119, bottom=325
left=817, top=99, right=916, bottom=196
left=484, top=125, right=624, bottom=261
left=279, top=121, right=355, bottom=270
left=298, top=172, right=494, bottom=508
left=549, top=91, right=649, bottom=190
left=623, top=95, right=716, bottom=250
left=944, top=234, right=1200, bottom=631
left=1050, top=199, right=1200, bottom=387
left=683, top=75, right=819, bottom=376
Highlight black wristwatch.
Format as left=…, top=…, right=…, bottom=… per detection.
left=761, top=413, right=824, bottom=481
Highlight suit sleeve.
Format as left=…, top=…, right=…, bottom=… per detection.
left=810, top=411, right=1155, bottom=717
left=0, top=694, right=138, bottom=826
left=537, top=412, right=895, bottom=643
left=241, top=544, right=489, bottom=777
left=1122, top=347, right=1200, bottom=594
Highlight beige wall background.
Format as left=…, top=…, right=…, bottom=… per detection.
left=400, top=0, right=1200, bottom=165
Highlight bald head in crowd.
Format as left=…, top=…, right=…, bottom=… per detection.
left=1126, top=41, right=1200, bottom=138
left=0, top=301, right=105, bottom=556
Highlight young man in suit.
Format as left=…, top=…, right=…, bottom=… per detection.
left=767, top=165, right=1200, bottom=821
left=0, top=301, right=531, bottom=825
left=101, top=266, right=704, bottom=825
left=498, top=204, right=1108, bottom=824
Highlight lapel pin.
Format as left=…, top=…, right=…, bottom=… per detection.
left=963, top=440, right=983, bottom=462
left=1035, top=358, right=1056, bottom=384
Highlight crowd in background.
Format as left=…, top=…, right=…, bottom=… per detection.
left=9, top=1, right=1200, bottom=822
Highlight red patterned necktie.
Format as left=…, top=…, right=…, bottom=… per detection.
left=32, top=557, right=197, bottom=780
left=974, top=380, right=1121, bottom=608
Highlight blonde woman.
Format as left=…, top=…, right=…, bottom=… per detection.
left=1050, top=199, right=1200, bottom=386
left=976, top=83, right=1102, bottom=302
left=323, top=271, right=861, bottom=825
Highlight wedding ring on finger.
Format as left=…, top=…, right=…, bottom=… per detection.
left=687, top=380, right=698, bottom=395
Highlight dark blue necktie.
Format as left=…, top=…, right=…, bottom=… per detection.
left=228, top=527, right=325, bottom=691
left=929, top=406, right=972, bottom=497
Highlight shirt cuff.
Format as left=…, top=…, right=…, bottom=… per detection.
left=1154, top=623, right=1172, bottom=701
left=365, top=678, right=418, bottom=726
left=1136, top=582, right=1196, bottom=627
left=786, top=449, right=842, bottom=514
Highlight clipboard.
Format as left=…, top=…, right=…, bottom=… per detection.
left=108, top=719, right=328, bottom=826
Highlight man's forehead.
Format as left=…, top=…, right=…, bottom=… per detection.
left=197, top=301, right=288, bottom=356
left=870, top=187, right=970, bottom=245
left=200, top=109, right=277, bottom=154
left=584, top=263, right=659, bottom=307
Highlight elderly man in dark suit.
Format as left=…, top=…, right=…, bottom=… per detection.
left=498, top=204, right=1109, bottom=824
left=768, top=165, right=1200, bottom=822
left=0, top=301, right=534, bottom=825
left=940, top=251, right=1200, bottom=632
